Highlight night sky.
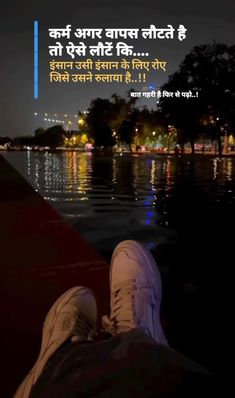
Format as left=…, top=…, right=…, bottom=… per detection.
left=0, top=0, right=235, bottom=137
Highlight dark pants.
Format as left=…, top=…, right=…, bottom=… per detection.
left=31, top=329, right=213, bottom=398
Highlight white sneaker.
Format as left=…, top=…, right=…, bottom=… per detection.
left=102, top=240, right=168, bottom=345
left=14, top=286, right=97, bottom=398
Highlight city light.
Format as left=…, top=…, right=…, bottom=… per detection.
left=32, top=111, right=89, bottom=131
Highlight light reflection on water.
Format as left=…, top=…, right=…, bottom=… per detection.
left=4, top=151, right=235, bottom=258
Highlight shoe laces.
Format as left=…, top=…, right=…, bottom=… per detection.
left=102, top=279, right=140, bottom=335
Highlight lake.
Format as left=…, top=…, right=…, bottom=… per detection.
left=4, top=151, right=235, bottom=373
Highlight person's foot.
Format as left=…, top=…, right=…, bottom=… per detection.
left=14, top=286, right=97, bottom=398
left=102, top=240, right=168, bottom=345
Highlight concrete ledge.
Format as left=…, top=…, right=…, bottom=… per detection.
left=0, top=155, right=109, bottom=397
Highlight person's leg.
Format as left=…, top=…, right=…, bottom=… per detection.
left=17, top=241, right=211, bottom=398
left=102, top=240, right=168, bottom=345
left=13, top=286, right=97, bottom=398
left=15, top=241, right=211, bottom=398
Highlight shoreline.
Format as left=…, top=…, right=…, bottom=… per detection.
left=1, top=148, right=235, bottom=158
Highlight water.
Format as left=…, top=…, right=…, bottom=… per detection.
left=4, top=151, right=235, bottom=372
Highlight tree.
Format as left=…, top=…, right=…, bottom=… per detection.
left=0, top=136, right=12, bottom=146
left=80, top=92, right=139, bottom=149
left=13, top=135, right=32, bottom=146
left=160, top=43, right=235, bottom=156
left=112, top=93, right=139, bottom=150
left=84, top=98, right=114, bottom=147
left=33, top=125, right=65, bottom=148
left=133, top=108, right=166, bottom=147
left=34, top=127, right=45, bottom=136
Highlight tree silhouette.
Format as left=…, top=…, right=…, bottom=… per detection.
left=84, top=98, right=114, bottom=147
left=160, top=43, right=235, bottom=155
left=80, top=92, right=139, bottom=148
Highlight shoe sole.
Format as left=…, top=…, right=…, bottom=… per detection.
left=110, top=240, right=168, bottom=345
left=14, top=286, right=97, bottom=398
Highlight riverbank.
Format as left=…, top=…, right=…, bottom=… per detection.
left=1, top=147, right=235, bottom=157
left=0, top=155, right=109, bottom=398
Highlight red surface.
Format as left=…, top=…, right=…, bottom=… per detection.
left=0, top=155, right=110, bottom=397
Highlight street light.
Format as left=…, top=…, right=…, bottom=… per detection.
left=78, top=119, right=84, bottom=126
